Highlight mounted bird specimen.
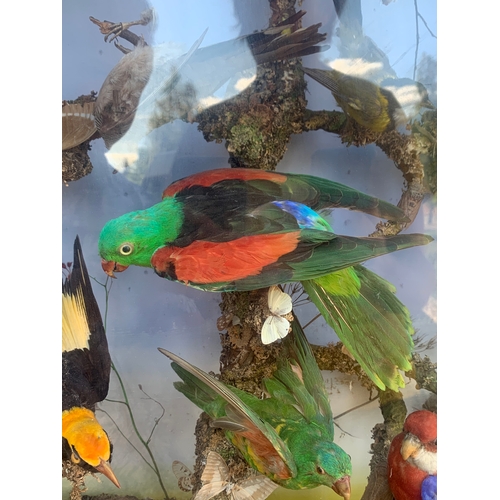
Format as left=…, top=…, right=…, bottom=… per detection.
left=388, top=410, right=437, bottom=500
left=98, top=167, right=434, bottom=391
left=159, top=318, right=352, bottom=498
left=303, top=65, right=434, bottom=133
left=90, top=10, right=328, bottom=171
left=62, top=236, right=120, bottom=489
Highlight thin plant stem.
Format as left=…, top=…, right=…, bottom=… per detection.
left=93, top=275, right=171, bottom=500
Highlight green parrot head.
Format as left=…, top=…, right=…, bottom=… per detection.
left=98, top=200, right=183, bottom=277
left=297, top=441, right=352, bottom=498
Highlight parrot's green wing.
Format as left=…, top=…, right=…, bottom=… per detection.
left=165, top=168, right=409, bottom=222
left=158, top=348, right=298, bottom=480
left=266, top=318, right=334, bottom=438
left=302, top=264, right=414, bottom=391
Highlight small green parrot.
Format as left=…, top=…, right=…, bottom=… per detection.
left=99, top=168, right=433, bottom=390
left=158, top=318, right=352, bottom=498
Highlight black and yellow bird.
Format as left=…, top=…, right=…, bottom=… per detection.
left=62, top=236, right=120, bottom=488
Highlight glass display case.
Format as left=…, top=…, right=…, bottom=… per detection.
left=62, top=1, right=437, bottom=499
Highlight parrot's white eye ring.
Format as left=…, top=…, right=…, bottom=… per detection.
left=119, top=243, right=134, bottom=255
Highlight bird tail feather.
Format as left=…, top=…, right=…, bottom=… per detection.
left=302, top=264, right=415, bottom=391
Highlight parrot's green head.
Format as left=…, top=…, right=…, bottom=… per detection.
left=298, top=442, right=352, bottom=498
left=98, top=200, right=183, bottom=277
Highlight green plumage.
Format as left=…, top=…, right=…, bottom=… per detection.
left=303, top=264, right=415, bottom=390
left=99, top=168, right=434, bottom=391
left=159, top=319, right=352, bottom=496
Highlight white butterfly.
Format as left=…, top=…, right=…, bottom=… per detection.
left=261, top=286, right=293, bottom=345
left=172, top=460, right=195, bottom=492
left=194, top=451, right=278, bottom=500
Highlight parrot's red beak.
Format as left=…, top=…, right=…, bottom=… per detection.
left=101, top=259, right=129, bottom=278
left=332, top=475, right=351, bottom=499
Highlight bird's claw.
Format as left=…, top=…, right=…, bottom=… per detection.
left=90, top=10, right=153, bottom=45
left=113, top=40, right=132, bottom=54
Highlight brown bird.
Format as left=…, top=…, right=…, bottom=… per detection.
left=62, top=102, right=97, bottom=150
left=91, top=10, right=328, bottom=171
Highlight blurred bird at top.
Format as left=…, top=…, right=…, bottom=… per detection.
left=62, top=236, right=120, bottom=489
left=90, top=10, right=328, bottom=173
left=332, top=0, right=395, bottom=77
left=302, top=0, right=434, bottom=133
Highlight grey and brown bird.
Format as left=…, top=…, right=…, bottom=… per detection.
left=90, top=10, right=328, bottom=171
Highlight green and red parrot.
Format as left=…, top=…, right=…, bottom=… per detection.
left=159, top=318, right=352, bottom=498
left=63, top=236, right=120, bottom=488
left=387, top=410, right=437, bottom=500
left=98, top=167, right=433, bottom=391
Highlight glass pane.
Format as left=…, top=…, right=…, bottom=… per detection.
left=62, top=1, right=437, bottom=499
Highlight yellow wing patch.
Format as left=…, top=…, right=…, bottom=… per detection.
left=62, top=286, right=90, bottom=352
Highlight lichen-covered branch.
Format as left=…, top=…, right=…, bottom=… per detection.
left=302, top=109, right=346, bottom=133
left=409, top=353, right=437, bottom=395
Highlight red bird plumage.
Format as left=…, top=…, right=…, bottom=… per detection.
left=388, top=410, right=437, bottom=500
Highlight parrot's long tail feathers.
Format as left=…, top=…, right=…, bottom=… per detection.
left=159, top=348, right=295, bottom=474
left=302, top=264, right=415, bottom=391
left=158, top=348, right=258, bottom=424
left=292, top=233, right=433, bottom=280
left=269, top=319, right=333, bottom=428
left=288, top=319, right=334, bottom=424
left=292, top=172, right=410, bottom=222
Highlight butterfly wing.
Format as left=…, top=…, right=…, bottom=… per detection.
left=194, top=481, right=228, bottom=500
left=267, top=286, right=292, bottom=316
left=261, top=316, right=290, bottom=345
left=232, top=476, right=279, bottom=500
left=194, top=452, right=231, bottom=500
left=172, top=460, right=194, bottom=492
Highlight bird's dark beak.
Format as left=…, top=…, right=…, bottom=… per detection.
left=422, top=98, right=435, bottom=110
left=332, top=475, right=351, bottom=499
left=95, top=458, right=121, bottom=488
left=401, top=434, right=420, bottom=460
left=101, top=259, right=129, bottom=278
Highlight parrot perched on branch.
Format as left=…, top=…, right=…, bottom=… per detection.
left=158, top=318, right=352, bottom=498
left=388, top=410, right=437, bottom=500
left=98, top=167, right=433, bottom=391
left=62, top=236, right=120, bottom=488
